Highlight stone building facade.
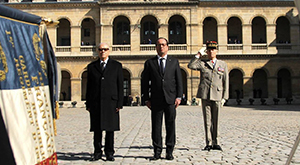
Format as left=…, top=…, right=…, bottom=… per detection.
left=2, top=0, right=300, bottom=105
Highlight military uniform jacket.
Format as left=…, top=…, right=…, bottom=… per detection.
left=188, top=57, right=229, bottom=101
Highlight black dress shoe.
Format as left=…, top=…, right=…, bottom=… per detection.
left=203, top=145, right=212, bottom=151
left=90, top=152, right=102, bottom=161
left=106, top=155, right=115, bottom=161
left=166, top=153, right=174, bottom=160
left=212, top=145, right=223, bottom=151
left=151, top=153, right=161, bottom=160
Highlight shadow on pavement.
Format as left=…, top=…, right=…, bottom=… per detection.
left=119, top=145, right=189, bottom=151
left=115, top=155, right=151, bottom=159
left=224, top=104, right=300, bottom=112
left=57, top=152, right=91, bottom=161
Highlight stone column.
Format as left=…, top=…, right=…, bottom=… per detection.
left=130, top=24, right=141, bottom=53
left=197, top=23, right=203, bottom=46
left=292, top=76, right=300, bottom=103
left=46, top=25, right=57, bottom=52
left=71, top=25, right=81, bottom=54
left=217, top=24, right=227, bottom=52
left=243, top=76, right=253, bottom=99
left=131, top=77, right=141, bottom=97
left=189, top=75, right=200, bottom=106
left=268, top=76, right=277, bottom=98
left=242, top=24, right=252, bottom=53
left=101, top=25, right=113, bottom=45
left=71, top=77, right=81, bottom=102
left=266, top=24, right=277, bottom=54
left=290, top=24, right=300, bottom=50
left=188, top=7, right=201, bottom=53
left=188, top=70, right=200, bottom=100
left=159, top=24, right=168, bottom=39
left=186, top=76, right=192, bottom=102
left=95, top=24, right=101, bottom=47
left=189, top=22, right=201, bottom=53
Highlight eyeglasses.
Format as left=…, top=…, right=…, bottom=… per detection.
left=98, top=48, right=109, bottom=51
left=156, top=44, right=168, bottom=47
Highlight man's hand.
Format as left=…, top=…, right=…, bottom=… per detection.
left=221, top=99, right=226, bottom=107
left=175, top=98, right=181, bottom=108
left=196, top=51, right=202, bottom=58
left=145, top=100, right=151, bottom=110
left=116, top=108, right=121, bottom=112
left=196, top=47, right=206, bottom=58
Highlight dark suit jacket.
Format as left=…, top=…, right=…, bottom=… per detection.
left=142, top=55, right=183, bottom=106
left=86, top=58, right=124, bottom=131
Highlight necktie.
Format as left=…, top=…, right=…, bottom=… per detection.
left=100, top=62, right=105, bottom=72
left=160, top=58, right=165, bottom=74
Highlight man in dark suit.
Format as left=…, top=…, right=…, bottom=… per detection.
left=86, top=43, right=124, bottom=161
left=142, top=37, right=183, bottom=160
left=188, top=41, right=229, bottom=151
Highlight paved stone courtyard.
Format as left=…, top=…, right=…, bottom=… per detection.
left=55, top=104, right=300, bottom=165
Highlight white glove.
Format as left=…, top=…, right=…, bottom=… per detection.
left=221, top=99, right=226, bottom=107
left=197, top=47, right=206, bottom=57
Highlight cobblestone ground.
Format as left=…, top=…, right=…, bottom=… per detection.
left=55, top=105, right=300, bottom=165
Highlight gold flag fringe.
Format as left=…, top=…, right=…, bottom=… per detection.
left=55, top=101, right=60, bottom=119
left=54, top=101, right=60, bottom=136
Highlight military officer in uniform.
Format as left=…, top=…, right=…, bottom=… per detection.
left=187, top=41, right=229, bottom=151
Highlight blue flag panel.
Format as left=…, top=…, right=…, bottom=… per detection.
left=0, top=16, right=49, bottom=90
left=0, top=4, right=41, bottom=24
left=0, top=5, right=58, bottom=165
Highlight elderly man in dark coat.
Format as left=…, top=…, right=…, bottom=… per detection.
left=86, top=43, right=124, bottom=161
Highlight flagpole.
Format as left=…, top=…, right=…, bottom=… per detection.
left=286, top=1, right=300, bottom=165
left=285, top=129, right=300, bottom=165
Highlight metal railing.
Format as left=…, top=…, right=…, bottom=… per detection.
left=56, top=46, right=71, bottom=52
left=251, top=44, right=267, bottom=50
left=276, top=44, right=292, bottom=50
left=140, top=44, right=156, bottom=51
left=168, top=44, right=187, bottom=51
left=227, top=44, right=243, bottom=50
left=80, top=46, right=96, bottom=52
left=112, top=45, right=131, bottom=51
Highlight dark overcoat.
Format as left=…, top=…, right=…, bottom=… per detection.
left=86, top=58, right=124, bottom=132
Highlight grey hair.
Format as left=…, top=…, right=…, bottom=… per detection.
left=97, top=43, right=109, bottom=47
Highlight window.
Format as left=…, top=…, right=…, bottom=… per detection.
left=84, top=28, right=90, bottom=37
left=113, top=16, right=130, bottom=45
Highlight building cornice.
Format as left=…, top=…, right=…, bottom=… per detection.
left=4, top=2, right=99, bottom=9
left=4, top=0, right=293, bottom=9
left=198, top=1, right=294, bottom=7
left=98, top=1, right=199, bottom=6
left=56, top=54, right=300, bottom=62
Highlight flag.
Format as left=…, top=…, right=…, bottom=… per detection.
left=0, top=4, right=58, bottom=165
left=294, top=0, right=300, bottom=20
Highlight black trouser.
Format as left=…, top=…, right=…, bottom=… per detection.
left=151, top=103, right=176, bottom=155
left=93, top=131, right=114, bottom=156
